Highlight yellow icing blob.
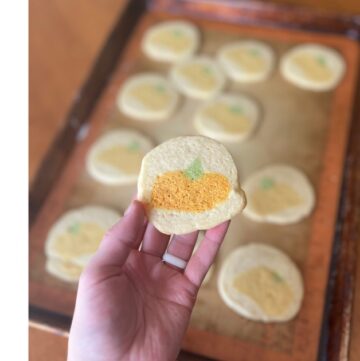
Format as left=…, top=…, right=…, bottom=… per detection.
left=203, top=103, right=251, bottom=133
left=292, top=53, right=333, bottom=82
left=129, top=83, right=171, bottom=111
left=150, top=28, right=192, bottom=54
left=96, top=145, right=143, bottom=175
left=179, top=63, right=217, bottom=91
left=233, top=266, right=294, bottom=317
left=251, top=181, right=302, bottom=215
left=49, top=259, right=83, bottom=278
left=150, top=171, right=231, bottom=212
left=225, top=48, right=265, bottom=73
left=53, top=222, right=105, bottom=260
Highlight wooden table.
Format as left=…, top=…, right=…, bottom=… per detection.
left=29, top=0, right=360, bottom=360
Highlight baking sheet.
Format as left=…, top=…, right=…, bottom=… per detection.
left=29, top=11, right=359, bottom=361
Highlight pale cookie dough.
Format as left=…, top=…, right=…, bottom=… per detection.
left=280, top=44, right=345, bottom=91
left=170, top=57, right=226, bottom=99
left=217, top=40, right=275, bottom=83
left=142, top=20, right=200, bottom=63
left=45, top=206, right=120, bottom=268
left=194, top=93, right=260, bottom=142
left=137, top=136, right=246, bottom=235
left=46, top=258, right=83, bottom=283
left=86, top=129, right=154, bottom=185
left=218, top=243, right=304, bottom=322
left=117, top=73, right=179, bottom=121
left=242, top=164, right=315, bottom=224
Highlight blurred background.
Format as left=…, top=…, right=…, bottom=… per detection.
left=30, top=0, right=125, bottom=183
left=29, top=1, right=360, bottom=360
left=30, top=2, right=126, bottom=360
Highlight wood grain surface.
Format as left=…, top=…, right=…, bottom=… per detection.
left=29, top=0, right=127, bottom=183
left=29, top=1, right=360, bottom=360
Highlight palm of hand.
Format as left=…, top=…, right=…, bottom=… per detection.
left=75, top=251, right=196, bottom=361
left=68, top=201, right=228, bottom=361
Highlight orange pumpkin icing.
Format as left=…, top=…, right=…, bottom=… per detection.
left=251, top=182, right=302, bottom=215
left=233, top=266, right=294, bottom=317
left=150, top=170, right=231, bottom=212
left=53, top=222, right=105, bottom=259
left=96, top=145, right=143, bottom=175
left=292, top=53, right=332, bottom=82
left=150, top=29, right=192, bottom=53
left=128, top=83, right=171, bottom=111
left=203, top=103, right=251, bottom=133
left=179, top=63, right=217, bottom=91
left=225, top=47, right=265, bottom=73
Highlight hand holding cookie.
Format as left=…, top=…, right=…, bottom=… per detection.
left=68, top=200, right=230, bottom=361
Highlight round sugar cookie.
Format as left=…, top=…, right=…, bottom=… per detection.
left=280, top=44, right=345, bottom=91
left=170, top=57, right=226, bottom=99
left=117, top=73, right=179, bottom=121
left=242, top=165, right=315, bottom=224
left=142, top=20, right=200, bottom=63
left=217, top=40, right=275, bottom=83
left=194, top=94, right=260, bottom=143
left=46, top=258, right=83, bottom=283
left=45, top=206, right=120, bottom=267
left=137, top=136, right=246, bottom=235
left=86, top=129, right=154, bottom=185
left=218, top=243, right=304, bottom=322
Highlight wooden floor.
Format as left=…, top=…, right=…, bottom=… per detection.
left=29, top=0, right=360, bottom=360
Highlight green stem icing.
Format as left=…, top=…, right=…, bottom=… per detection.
left=183, top=158, right=204, bottom=180
left=229, top=105, right=243, bottom=114
left=316, top=56, right=326, bottom=66
left=155, top=84, right=166, bottom=93
left=249, top=48, right=260, bottom=57
left=271, top=271, right=283, bottom=283
left=173, top=29, right=182, bottom=37
left=127, top=140, right=140, bottom=152
left=260, top=177, right=274, bottom=190
left=202, top=66, right=212, bottom=75
left=69, top=223, right=80, bottom=234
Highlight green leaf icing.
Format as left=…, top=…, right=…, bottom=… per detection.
left=183, top=158, right=204, bottom=181
left=127, top=140, right=140, bottom=152
left=229, top=105, right=243, bottom=114
left=155, top=84, right=166, bottom=93
left=271, top=271, right=283, bottom=283
left=316, top=56, right=326, bottom=66
left=260, top=177, right=274, bottom=190
left=249, top=48, right=260, bottom=57
left=202, top=66, right=212, bottom=75
left=173, top=29, right=182, bottom=37
left=68, top=223, right=80, bottom=234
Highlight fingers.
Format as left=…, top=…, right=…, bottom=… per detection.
left=164, top=231, right=199, bottom=268
left=135, top=218, right=148, bottom=250
left=185, top=221, right=230, bottom=287
left=141, top=224, right=170, bottom=257
left=89, top=200, right=146, bottom=269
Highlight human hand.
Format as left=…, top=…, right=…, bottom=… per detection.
left=68, top=200, right=229, bottom=361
